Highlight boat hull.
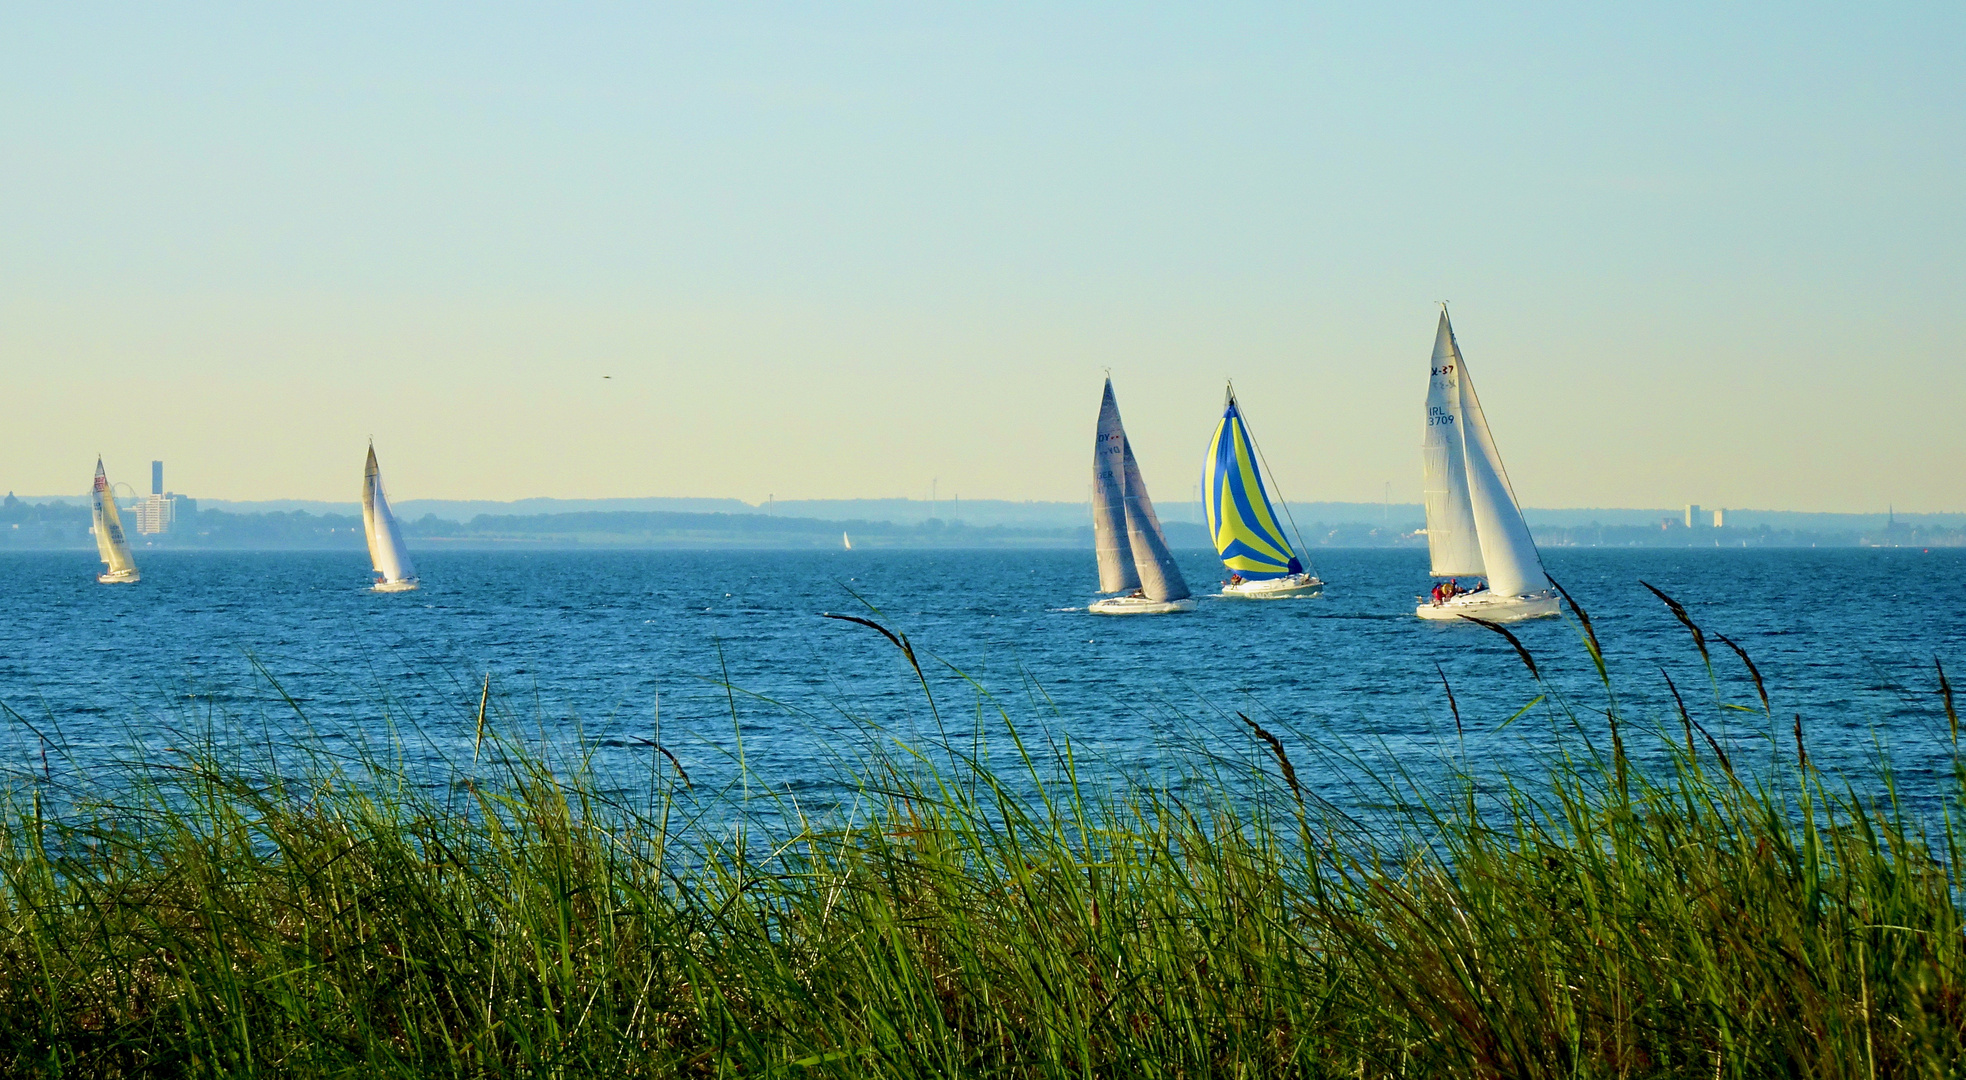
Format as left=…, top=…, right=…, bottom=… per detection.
left=1088, top=595, right=1199, bottom=616
left=1220, top=574, right=1324, bottom=599
left=1416, top=589, right=1559, bottom=622
left=373, top=579, right=420, bottom=593
left=97, top=569, right=140, bottom=584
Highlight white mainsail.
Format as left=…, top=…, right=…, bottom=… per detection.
left=91, top=458, right=137, bottom=579
left=1421, top=313, right=1483, bottom=577
left=1422, top=310, right=1547, bottom=597
left=1091, top=379, right=1140, bottom=594
left=1091, top=378, right=1190, bottom=602
left=362, top=444, right=418, bottom=587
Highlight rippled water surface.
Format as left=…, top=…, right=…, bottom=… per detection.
left=2, top=548, right=1960, bottom=803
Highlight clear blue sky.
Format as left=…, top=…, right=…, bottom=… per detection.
left=3, top=3, right=1960, bottom=511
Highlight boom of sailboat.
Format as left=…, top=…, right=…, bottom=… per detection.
left=80, top=309, right=1559, bottom=625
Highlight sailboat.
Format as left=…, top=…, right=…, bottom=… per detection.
left=1089, top=378, right=1197, bottom=615
left=842, top=531, right=852, bottom=550
left=1416, top=308, right=1557, bottom=622
left=362, top=442, right=419, bottom=592
left=1204, top=384, right=1324, bottom=598
left=91, top=458, right=139, bottom=584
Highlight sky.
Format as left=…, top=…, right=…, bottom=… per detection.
left=2, top=3, right=1961, bottom=512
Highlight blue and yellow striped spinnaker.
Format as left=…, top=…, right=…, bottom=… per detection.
left=1203, top=396, right=1304, bottom=579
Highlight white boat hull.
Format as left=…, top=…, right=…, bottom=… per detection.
left=373, top=578, right=420, bottom=593
left=1416, top=588, right=1559, bottom=622
left=1220, top=574, right=1323, bottom=599
left=97, top=569, right=140, bottom=585
left=1088, top=595, right=1199, bottom=616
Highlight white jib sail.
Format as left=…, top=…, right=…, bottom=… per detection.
left=1119, top=436, right=1191, bottom=602
left=92, top=459, right=136, bottom=576
left=362, top=445, right=417, bottom=584
left=1421, top=312, right=1484, bottom=577
left=1448, top=320, right=1547, bottom=598
left=1091, top=379, right=1141, bottom=594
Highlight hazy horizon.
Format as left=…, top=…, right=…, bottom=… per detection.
left=4, top=5, right=1960, bottom=512
left=11, top=490, right=1959, bottom=530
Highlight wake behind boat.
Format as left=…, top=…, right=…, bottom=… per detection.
left=90, top=458, right=139, bottom=584
left=1204, top=384, right=1323, bottom=599
left=362, top=442, right=419, bottom=593
left=1088, top=378, right=1196, bottom=615
left=1416, top=308, right=1557, bottom=622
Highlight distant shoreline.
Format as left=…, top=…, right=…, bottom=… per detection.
left=7, top=493, right=1963, bottom=552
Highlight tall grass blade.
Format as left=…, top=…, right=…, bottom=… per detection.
left=1458, top=615, right=1540, bottom=679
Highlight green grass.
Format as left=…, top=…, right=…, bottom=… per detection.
left=1, top=592, right=1964, bottom=1077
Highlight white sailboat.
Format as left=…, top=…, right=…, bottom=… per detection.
left=1416, top=309, right=1557, bottom=622
left=1089, top=378, right=1197, bottom=615
left=362, top=442, right=419, bottom=593
left=1204, top=384, right=1324, bottom=598
left=91, top=458, right=139, bottom=584
left=843, top=531, right=852, bottom=550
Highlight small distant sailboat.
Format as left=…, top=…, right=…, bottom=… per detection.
left=1204, top=384, right=1323, bottom=599
left=1416, top=308, right=1557, bottom=622
left=842, top=531, right=852, bottom=550
left=91, top=458, right=139, bottom=584
left=362, top=442, right=419, bottom=593
left=1088, top=378, right=1196, bottom=615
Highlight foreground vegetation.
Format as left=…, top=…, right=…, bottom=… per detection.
left=2, top=590, right=1963, bottom=1077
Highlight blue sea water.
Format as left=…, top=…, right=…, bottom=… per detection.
left=0, top=547, right=1960, bottom=809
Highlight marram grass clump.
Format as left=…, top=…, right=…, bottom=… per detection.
left=2, top=590, right=1964, bottom=1078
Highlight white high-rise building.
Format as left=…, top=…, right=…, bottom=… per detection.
left=134, top=494, right=175, bottom=535
left=1685, top=504, right=1702, bottom=528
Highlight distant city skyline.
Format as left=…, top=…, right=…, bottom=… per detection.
left=3, top=5, right=1961, bottom=512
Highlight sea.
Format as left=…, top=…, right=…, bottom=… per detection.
left=1, top=547, right=1961, bottom=816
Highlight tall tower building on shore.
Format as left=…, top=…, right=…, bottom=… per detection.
left=135, top=460, right=175, bottom=535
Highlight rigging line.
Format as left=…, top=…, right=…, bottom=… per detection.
left=1235, top=391, right=1315, bottom=574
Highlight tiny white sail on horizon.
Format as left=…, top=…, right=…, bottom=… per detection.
left=362, top=443, right=419, bottom=591
left=1418, top=309, right=1552, bottom=617
left=91, top=458, right=139, bottom=583
left=843, top=531, right=852, bottom=550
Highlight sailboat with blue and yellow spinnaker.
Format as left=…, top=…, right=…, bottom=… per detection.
left=1203, top=384, right=1323, bottom=599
